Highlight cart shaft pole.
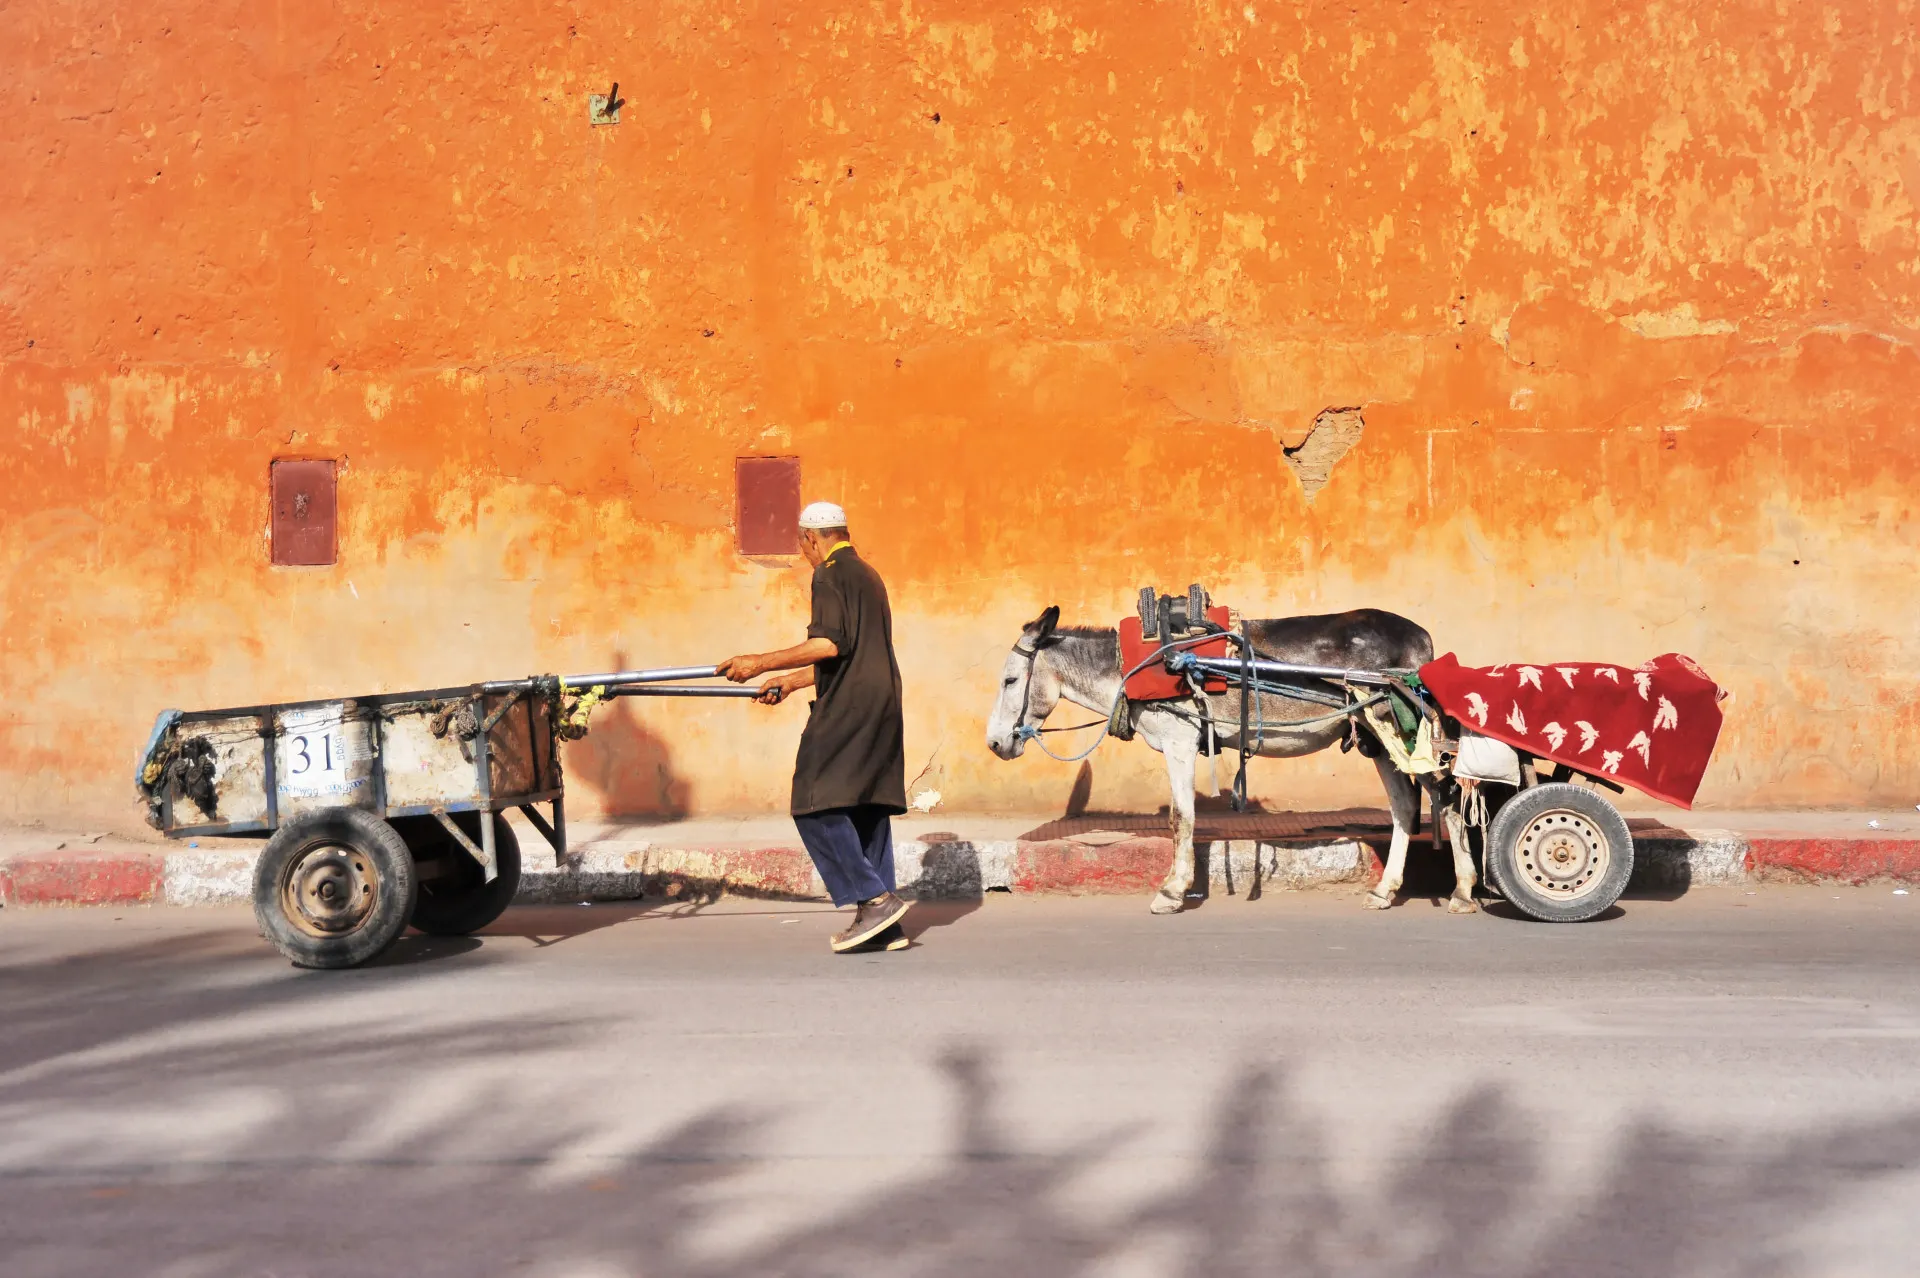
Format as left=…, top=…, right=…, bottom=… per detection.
left=1187, top=657, right=1409, bottom=686
left=481, top=665, right=727, bottom=693
left=562, top=665, right=724, bottom=687
left=607, top=685, right=763, bottom=698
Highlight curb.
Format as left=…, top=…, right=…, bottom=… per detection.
left=1746, top=837, right=1920, bottom=885
left=1631, top=829, right=1750, bottom=890
left=0, top=849, right=165, bottom=907
left=517, top=838, right=1022, bottom=903
left=3, top=828, right=1916, bottom=909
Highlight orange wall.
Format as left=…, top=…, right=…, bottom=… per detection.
left=4, top=1, right=1918, bottom=830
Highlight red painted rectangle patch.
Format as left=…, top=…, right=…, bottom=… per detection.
left=270, top=459, right=338, bottom=567
left=736, top=457, right=802, bottom=556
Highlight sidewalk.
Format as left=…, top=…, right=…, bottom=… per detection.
left=4, top=808, right=1917, bottom=909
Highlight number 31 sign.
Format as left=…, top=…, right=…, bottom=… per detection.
left=277, top=705, right=368, bottom=797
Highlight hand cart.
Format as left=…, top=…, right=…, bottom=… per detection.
left=135, top=666, right=757, bottom=967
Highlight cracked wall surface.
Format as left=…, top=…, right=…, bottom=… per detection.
left=1282, top=408, right=1365, bottom=501
left=3, top=1, right=1918, bottom=827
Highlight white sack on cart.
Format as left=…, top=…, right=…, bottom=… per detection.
left=1454, top=729, right=1521, bottom=785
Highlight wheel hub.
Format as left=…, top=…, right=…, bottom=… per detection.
left=282, top=842, right=380, bottom=937
left=1517, top=809, right=1610, bottom=899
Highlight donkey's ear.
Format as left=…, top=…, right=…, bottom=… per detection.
left=1031, top=604, right=1061, bottom=645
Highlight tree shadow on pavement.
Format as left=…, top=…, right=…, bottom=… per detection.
left=1, top=970, right=1917, bottom=1278
left=0, top=929, right=328, bottom=1076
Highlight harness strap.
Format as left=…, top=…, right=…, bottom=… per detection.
left=1014, top=718, right=1111, bottom=737
left=1009, top=630, right=1391, bottom=768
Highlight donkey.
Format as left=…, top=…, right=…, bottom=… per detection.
left=986, top=605, right=1476, bottom=914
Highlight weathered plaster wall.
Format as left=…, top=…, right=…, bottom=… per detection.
left=4, top=1, right=1918, bottom=829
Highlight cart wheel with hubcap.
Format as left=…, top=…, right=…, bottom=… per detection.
left=1485, top=782, right=1633, bottom=922
left=394, top=812, right=522, bottom=937
left=252, top=809, right=418, bottom=968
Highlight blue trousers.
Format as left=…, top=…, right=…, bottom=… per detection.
left=793, top=805, right=896, bottom=907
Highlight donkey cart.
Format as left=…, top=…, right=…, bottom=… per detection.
left=1140, top=586, right=1725, bottom=921
left=996, top=585, right=1727, bottom=922
left=136, top=666, right=753, bottom=968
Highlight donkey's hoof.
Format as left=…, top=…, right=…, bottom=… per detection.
left=1148, top=891, right=1185, bottom=915
left=1447, top=896, right=1480, bottom=915
left=1363, top=891, right=1394, bottom=911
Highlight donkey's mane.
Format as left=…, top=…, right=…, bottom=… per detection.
left=1035, top=624, right=1121, bottom=681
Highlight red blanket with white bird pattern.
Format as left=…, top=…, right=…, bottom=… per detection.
left=1417, top=653, right=1726, bottom=808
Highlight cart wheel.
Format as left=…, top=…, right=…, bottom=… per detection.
left=397, top=813, right=522, bottom=937
left=252, top=810, right=417, bottom=968
left=1485, top=783, right=1633, bottom=922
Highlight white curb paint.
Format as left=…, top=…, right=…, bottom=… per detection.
left=161, top=850, right=256, bottom=905
left=1205, top=839, right=1370, bottom=895
left=1630, top=829, right=1749, bottom=889
left=895, top=838, right=1019, bottom=897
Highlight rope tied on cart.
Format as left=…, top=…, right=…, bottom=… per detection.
left=428, top=695, right=483, bottom=761
left=1461, top=781, right=1490, bottom=829
left=554, top=681, right=609, bottom=741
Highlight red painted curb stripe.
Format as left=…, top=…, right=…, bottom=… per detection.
left=1013, top=838, right=1175, bottom=894
left=695, top=847, right=819, bottom=897
left=1744, top=837, right=1920, bottom=884
left=0, top=853, right=164, bottom=907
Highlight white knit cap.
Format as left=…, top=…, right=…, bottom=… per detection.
left=797, top=501, right=848, bottom=529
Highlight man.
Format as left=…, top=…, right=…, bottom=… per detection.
left=718, top=502, right=912, bottom=953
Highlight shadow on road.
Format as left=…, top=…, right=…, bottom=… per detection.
left=2, top=931, right=1918, bottom=1275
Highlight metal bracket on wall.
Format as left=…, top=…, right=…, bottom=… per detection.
left=588, top=82, right=623, bottom=125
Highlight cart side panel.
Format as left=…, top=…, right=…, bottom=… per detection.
left=381, top=707, right=484, bottom=810
left=539, top=691, right=558, bottom=790
left=275, top=702, right=378, bottom=819
left=529, top=691, right=559, bottom=791
left=208, top=717, right=271, bottom=827
left=161, top=713, right=271, bottom=834
left=484, top=692, right=556, bottom=800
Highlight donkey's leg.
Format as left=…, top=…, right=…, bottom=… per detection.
left=1441, top=800, right=1478, bottom=914
left=1150, top=737, right=1200, bottom=915
left=1365, top=758, right=1420, bottom=910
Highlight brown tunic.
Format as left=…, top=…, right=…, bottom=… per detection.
left=791, top=546, right=907, bottom=816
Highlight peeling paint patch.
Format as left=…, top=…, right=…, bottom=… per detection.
left=364, top=384, right=393, bottom=420
left=1282, top=407, right=1365, bottom=502
left=1621, top=305, right=1739, bottom=339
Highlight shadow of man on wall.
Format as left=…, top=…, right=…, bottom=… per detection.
left=560, top=649, right=691, bottom=818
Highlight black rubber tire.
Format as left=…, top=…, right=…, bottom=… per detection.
left=398, top=812, right=522, bottom=937
left=252, top=809, right=418, bottom=968
left=1486, top=782, right=1633, bottom=922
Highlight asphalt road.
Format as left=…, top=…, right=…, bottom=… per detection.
left=2, top=884, right=1917, bottom=1277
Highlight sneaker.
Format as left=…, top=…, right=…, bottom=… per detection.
left=830, top=892, right=911, bottom=953
left=873, top=921, right=911, bottom=951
